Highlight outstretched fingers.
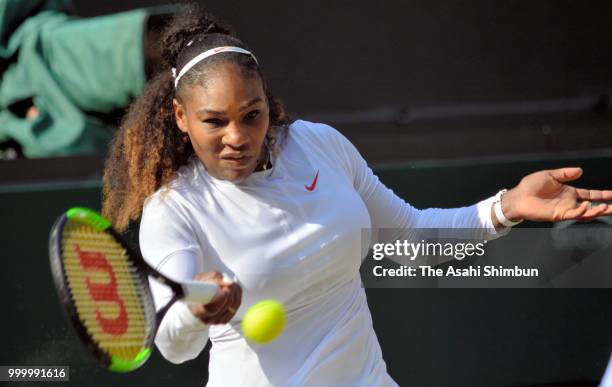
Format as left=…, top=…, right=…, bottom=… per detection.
left=558, top=200, right=590, bottom=220
left=574, top=188, right=612, bottom=202
left=578, top=203, right=610, bottom=220
left=560, top=200, right=612, bottom=221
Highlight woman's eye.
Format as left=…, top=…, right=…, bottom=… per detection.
left=204, top=118, right=224, bottom=126
left=245, top=110, right=259, bottom=120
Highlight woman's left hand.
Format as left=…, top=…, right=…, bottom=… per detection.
left=500, top=167, right=612, bottom=223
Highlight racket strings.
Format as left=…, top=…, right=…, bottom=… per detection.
left=61, top=221, right=154, bottom=361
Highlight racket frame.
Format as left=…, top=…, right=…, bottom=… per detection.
left=49, top=213, right=122, bottom=369
left=49, top=208, right=190, bottom=372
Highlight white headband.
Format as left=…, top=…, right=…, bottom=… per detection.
left=172, top=46, right=259, bottom=88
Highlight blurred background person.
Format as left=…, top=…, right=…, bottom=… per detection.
left=0, top=0, right=171, bottom=158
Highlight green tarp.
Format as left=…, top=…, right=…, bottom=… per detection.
left=0, top=0, right=148, bottom=157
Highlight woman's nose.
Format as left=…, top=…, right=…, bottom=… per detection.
left=222, top=123, right=249, bottom=149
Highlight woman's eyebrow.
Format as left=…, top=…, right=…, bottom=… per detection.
left=196, top=97, right=263, bottom=116
left=239, top=97, right=264, bottom=111
left=196, top=108, right=224, bottom=116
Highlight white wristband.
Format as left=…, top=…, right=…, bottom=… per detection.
left=493, top=189, right=523, bottom=227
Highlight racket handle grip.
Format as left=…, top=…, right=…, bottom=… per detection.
left=181, top=281, right=219, bottom=304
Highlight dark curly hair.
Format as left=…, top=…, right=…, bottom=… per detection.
left=102, top=4, right=290, bottom=231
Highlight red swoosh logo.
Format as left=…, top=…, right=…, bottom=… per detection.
left=305, top=170, right=319, bottom=191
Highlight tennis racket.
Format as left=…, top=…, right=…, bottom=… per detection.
left=49, top=207, right=220, bottom=372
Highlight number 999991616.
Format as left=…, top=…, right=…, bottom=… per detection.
left=0, top=366, right=69, bottom=381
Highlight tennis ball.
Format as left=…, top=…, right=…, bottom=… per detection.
left=241, top=299, right=285, bottom=344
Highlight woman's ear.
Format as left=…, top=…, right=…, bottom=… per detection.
left=173, top=98, right=188, bottom=133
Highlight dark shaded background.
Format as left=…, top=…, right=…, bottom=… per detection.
left=72, top=0, right=612, bottom=162
left=77, top=0, right=612, bottom=108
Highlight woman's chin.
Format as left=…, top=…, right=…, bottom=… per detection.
left=218, top=165, right=256, bottom=182
left=203, top=157, right=260, bottom=182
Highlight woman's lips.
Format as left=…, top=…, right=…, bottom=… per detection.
left=221, top=155, right=252, bottom=167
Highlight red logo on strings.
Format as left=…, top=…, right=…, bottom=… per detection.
left=76, top=245, right=128, bottom=335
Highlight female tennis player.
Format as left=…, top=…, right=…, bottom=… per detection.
left=101, top=5, right=612, bottom=386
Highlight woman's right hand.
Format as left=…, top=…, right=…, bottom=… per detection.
left=188, top=271, right=242, bottom=325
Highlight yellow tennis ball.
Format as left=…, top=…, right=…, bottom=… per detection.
left=241, top=300, right=285, bottom=344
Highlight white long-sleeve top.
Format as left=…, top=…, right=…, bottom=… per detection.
left=139, top=120, right=505, bottom=386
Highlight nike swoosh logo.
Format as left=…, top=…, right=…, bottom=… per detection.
left=305, top=170, right=319, bottom=191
